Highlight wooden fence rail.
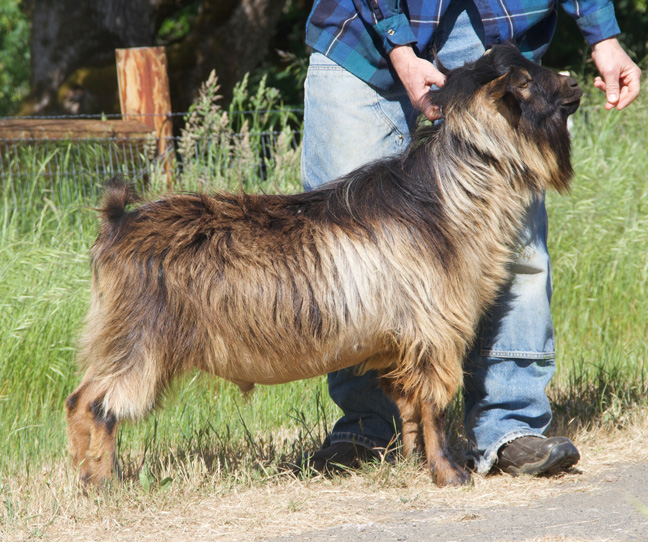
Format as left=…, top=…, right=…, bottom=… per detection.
left=0, top=46, right=174, bottom=189
left=0, top=118, right=153, bottom=141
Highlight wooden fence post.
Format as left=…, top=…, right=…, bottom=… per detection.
left=115, top=46, right=175, bottom=190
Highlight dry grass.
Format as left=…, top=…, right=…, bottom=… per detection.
left=3, top=407, right=648, bottom=542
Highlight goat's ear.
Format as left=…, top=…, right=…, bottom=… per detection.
left=418, top=91, right=443, bottom=121
left=486, top=66, right=532, bottom=101
left=430, top=48, right=450, bottom=76
left=436, top=56, right=450, bottom=76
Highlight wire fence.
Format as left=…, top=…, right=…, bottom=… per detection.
left=0, top=111, right=304, bottom=229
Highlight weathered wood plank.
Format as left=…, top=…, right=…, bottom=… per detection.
left=116, top=46, right=175, bottom=188
left=0, top=119, right=154, bottom=140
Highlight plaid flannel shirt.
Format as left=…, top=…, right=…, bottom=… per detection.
left=306, top=0, right=620, bottom=89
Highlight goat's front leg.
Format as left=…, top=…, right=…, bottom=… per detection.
left=66, top=382, right=120, bottom=485
left=420, top=400, right=470, bottom=486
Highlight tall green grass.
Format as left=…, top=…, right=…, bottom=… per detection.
left=0, top=80, right=646, bottom=495
left=547, top=89, right=648, bottom=425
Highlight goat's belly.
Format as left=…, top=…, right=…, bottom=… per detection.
left=213, top=342, right=386, bottom=387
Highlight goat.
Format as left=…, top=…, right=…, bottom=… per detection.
left=66, top=44, right=582, bottom=486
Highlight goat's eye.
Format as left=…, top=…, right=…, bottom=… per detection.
left=519, top=81, right=529, bottom=89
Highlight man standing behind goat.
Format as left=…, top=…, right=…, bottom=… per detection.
left=302, top=0, right=641, bottom=476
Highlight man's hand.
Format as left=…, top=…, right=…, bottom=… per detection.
left=591, top=38, right=641, bottom=111
left=389, top=45, right=446, bottom=120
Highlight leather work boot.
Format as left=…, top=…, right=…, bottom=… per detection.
left=497, top=436, right=580, bottom=476
left=298, top=439, right=380, bottom=475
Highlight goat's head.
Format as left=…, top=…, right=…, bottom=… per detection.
left=430, top=43, right=582, bottom=129
left=424, top=44, right=582, bottom=192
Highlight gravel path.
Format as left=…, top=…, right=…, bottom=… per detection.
left=270, top=462, right=648, bottom=542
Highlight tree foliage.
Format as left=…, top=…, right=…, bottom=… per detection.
left=0, top=0, right=29, bottom=116
left=14, top=0, right=287, bottom=116
left=545, top=0, right=648, bottom=70
left=615, top=0, right=648, bottom=62
left=0, top=0, right=646, bottom=118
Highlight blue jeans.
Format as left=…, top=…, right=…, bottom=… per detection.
left=301, top=2, right=555, bottom=475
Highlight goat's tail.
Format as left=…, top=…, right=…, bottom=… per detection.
left=99, top=175, right=140, bottom=223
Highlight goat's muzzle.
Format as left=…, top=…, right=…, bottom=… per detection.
left=560, top=76, right=583, bottom=116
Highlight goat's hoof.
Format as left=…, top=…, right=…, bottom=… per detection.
left=77, top=461, right=117, bottom=487
left=434, top=466, right=472, bottom=487
left=79, top=472, right=115, bottom=488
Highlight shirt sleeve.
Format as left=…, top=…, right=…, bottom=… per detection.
left=559, top=0, right=620, bottom=45
left=365, top=0, right=417, bottom=52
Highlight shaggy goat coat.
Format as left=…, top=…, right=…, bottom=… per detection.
left=66, top=45, right=582, bottom=486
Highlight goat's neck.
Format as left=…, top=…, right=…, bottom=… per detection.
left=420, top=121, right=552, bottom=310
left=431, top=125, right=541, bottom=241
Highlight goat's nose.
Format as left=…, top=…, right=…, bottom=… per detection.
left=559, top=71, right=579, bottom=89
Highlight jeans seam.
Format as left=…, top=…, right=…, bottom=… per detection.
left=370, top=91, right=405, bottom=143
left=480, top=350, right=555, bottom=360
left=307, top=52, right=349, bottom=72
left=327, top=431, right=380, bottom=450
left=308, top=65, right=351, bottom=72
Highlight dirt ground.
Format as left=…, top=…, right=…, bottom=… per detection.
left=270, top=461, right=648, bottom=541
left=33, top=423, right=648, bottom=542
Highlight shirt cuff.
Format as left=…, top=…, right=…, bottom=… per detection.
left=374, top=13, right=417, bottom=52
left=575, top=3, right=620, bottom=45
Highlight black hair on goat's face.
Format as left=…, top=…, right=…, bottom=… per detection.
left=420, top=44, right=582, bottom=194
left=427, top=44, right=582, bottom=136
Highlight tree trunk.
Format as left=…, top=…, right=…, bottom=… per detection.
left=167, top=0, right=288, bottom=111
left=21, top=0, right=288, bottom=116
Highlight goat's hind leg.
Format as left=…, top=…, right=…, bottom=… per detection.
left=420, top=400, right=470, bottom=486
left=66, top=381, right=120, bottom=485
left=392, top=389, right=470, bottom=486
left=393, top=393, right=423, bottom=460
left=382, top=371, right=469, bottom=486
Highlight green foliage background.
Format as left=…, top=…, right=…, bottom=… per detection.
left=545, top=0, right=648, bottom=68
left=0, top=0, right=30, bottom=116
left=0, top=0, right=647, bottom=116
